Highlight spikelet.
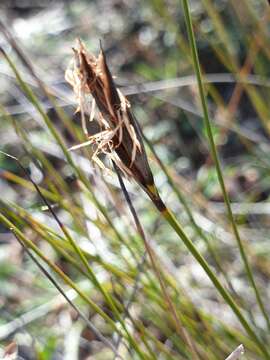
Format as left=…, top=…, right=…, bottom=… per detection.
left=65, top=39, right=161, bottom=203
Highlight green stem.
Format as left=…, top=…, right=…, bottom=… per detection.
left=180, top=0, right=270, bottom=332
left=144, top=135, right=238, bottom=295
left=154, top=201, right=269, bottom=359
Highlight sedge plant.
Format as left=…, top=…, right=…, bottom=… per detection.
left=62, top=39, right=269, bottom=358
left=1, top=4, right=269, bottom=357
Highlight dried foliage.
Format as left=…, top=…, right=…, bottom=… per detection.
left=65, top=40, right=157, bottom=199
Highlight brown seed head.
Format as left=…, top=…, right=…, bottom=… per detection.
left=65, top=39, right=159, bottom=198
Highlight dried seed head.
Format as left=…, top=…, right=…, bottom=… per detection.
left=65, top=39, right=161, bottom=201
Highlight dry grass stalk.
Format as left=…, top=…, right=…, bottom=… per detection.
left=225, top=344, right=244, bottom=360
left=65, top=39, right=162, bottom=206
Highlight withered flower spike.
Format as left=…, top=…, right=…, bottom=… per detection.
left=65, top=39, right=163, bottom=206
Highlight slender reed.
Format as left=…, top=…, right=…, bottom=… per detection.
left=180, top=0, right=270, bottom=332
left=1, top=33, right=269, bottom=357
left=61, top=39, right=269, bottom=358
left=114, top=163, right=200, bottom=359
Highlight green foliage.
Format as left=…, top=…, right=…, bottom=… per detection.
left=0, top=1, right=270, bottom=359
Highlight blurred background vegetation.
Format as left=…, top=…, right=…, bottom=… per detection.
left=0, top=0, right=270, bottom=359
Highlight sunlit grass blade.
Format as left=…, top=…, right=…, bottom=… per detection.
left=13, top=231, right=122, bottom=359
left=181, top=0, right=270, bottom=334
left=0, top=152, right=148, bottom=359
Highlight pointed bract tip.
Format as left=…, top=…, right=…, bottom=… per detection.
left=99, top=39, right=104, bottom=52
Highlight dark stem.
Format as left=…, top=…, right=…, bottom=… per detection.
left=113, top=162, right=200, bottom=359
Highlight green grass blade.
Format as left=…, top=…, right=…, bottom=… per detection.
left=180, top=0, right=270, bottom=333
